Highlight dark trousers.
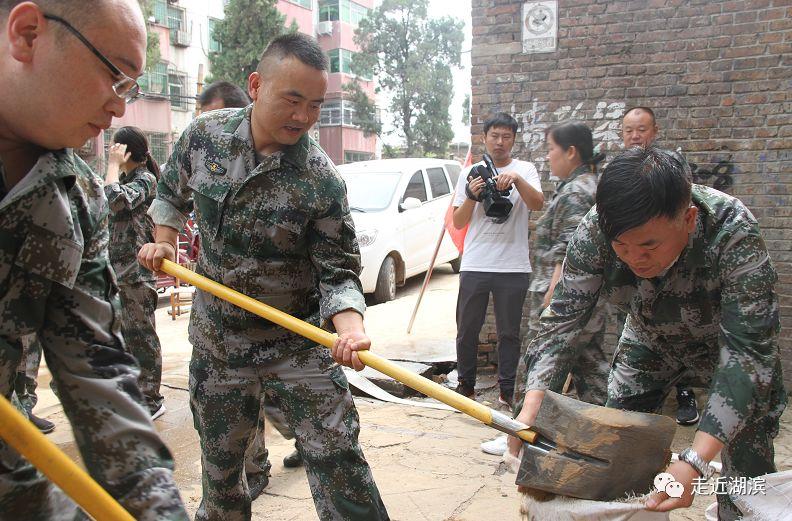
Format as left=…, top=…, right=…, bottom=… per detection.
left=455, top=271, right=529, bottom=394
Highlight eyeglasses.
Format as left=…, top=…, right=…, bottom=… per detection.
left=43, top=14, right=141, bottom=104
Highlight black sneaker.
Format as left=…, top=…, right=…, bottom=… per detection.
left=498, top=391, right=514, bottom=410
left=29, top=412, right=55, bottom=434
left=676, top=388, right=700, bottom=425
left=454, top=383, right=475, bottom=399
left=283, top=446, right=303, bottom=468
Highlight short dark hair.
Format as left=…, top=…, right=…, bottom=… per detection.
left=483, top=112, right=518, bottom=135
left=545, top=120, right=605, bottom=172
left=256, top=33, right=327, bottom=75
left=623, top=106, right=657, bottom=126
left=596, top=147, right=691, bottom=241
left=1, top=1, right=113, bottom=29
left=198, top=81, right=249, bottom=109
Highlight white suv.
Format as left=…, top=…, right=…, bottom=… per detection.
left=339, top=158, right=462, bottom=303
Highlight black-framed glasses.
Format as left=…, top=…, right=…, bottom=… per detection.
left=43, top=14, right=141, bottom=104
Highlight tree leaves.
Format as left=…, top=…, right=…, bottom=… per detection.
left=347, top=0, right=463, bottom=156
left=207, top=0, right=294, bottom=89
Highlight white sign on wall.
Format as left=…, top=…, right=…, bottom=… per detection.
left=522, top=1, right=558, bottom=54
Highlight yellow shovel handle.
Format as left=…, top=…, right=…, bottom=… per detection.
left=161, top=259, right=536, bottom=443
left=0, top=394, right=134, bottom=520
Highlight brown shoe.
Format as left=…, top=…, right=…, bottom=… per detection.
left=454, top=383, right=475, bottom=399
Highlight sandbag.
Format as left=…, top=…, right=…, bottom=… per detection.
left=504, top=451, right=669, bottom=520
left=733, top=470, right=792, bottom=521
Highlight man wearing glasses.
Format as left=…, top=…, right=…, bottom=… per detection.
left=0, top=2, right=186, bottom=519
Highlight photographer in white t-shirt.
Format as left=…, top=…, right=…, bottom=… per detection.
left=451, top=112, right=544, bottom=407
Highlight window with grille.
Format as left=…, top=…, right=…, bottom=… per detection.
left=168, top=72, right=187, bottom=110
left=139, top=62, right=169, bottom=95
left=320, top=101, right=341, bottom=126
left=208, top=18, right=222, bottom=53
left=319, top=0, right=369, bottom=26
left=152, top=0, right=168, bottom=25
left=102, top=129, right=170, bottom=172
left=343, top=150, right=373, bottom=164
left=320, top=100, right=362, bottom=127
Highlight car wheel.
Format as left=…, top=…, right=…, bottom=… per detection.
left=373, top=256, right=397, bottom=303
left=450, top=256, right=461, bottom=273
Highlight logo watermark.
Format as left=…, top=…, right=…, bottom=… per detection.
left=654, top=473, right=767, bottom=497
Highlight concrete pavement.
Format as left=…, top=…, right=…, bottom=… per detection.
left=32, top=264, right=792, bottom=520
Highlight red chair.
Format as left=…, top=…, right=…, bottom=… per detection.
left=156, top=219, right=199, bottom=319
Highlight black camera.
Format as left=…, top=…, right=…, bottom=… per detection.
left=465, top=153, right=513, bottom=221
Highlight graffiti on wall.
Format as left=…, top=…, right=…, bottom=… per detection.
left=510, top=99, right=739, bottom=190
left=689, top=158, right=737, bottom=191
left=512, top=100, right=626, bottom=177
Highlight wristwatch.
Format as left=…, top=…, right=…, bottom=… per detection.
left=679, top=448, right=714, bottom=480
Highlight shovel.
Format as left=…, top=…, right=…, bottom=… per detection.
left=160, top=259, right=676, bottom=501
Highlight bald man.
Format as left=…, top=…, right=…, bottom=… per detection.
left=621, top=106, right=701, bottom=427
left=0, top=1, right=186, bottom=518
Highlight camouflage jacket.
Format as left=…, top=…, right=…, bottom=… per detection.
left=526, top=184, right=783, bottom=443
left=105, top=166, right=156, bottom=285
left=149, top=106, right=364, bottom=366
left=0, top=150, right=124, bottom=346
left=529, top=165, right=597, bottom=293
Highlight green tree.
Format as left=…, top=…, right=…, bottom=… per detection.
left=462, top=93, right=470, bottom=126
left=348, top=0, right=463, bottom=156
left=139, top=0, right=161, bottom=70
left=207, top=0, right=296, bottom=89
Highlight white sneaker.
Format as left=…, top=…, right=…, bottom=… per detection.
left=480, top=435, right=508, bottom=456
left=151, top=404, right=167, bottom=421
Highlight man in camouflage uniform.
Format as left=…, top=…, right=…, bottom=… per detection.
left=0, top=1, right=187, bottom=519
left=198, top=79, right=304, bottom=494
left=105, top=152, right=165, bottom=417
left=140, top=33, right=388, bottom=521
left=509, top=147, right=786, bottom=519
left=622, top=106, right=701, bottom=426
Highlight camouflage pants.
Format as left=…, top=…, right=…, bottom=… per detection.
left=0, top=336, right=187, bottom=520
left=189, top=345, right=389, bottom=521
left=607, top=335, right=787, bottom=520
left=14, top=334, right=43, bottom=413
left=243, top=394, right=295, bottom=485
left=118, top=282, right=163, bottom=412
left=516, top=291, right=611, bottom=410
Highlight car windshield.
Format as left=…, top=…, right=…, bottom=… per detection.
left=341, top=172, right=402, bottom=212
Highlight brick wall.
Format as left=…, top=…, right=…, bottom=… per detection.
left=470, top=0, right=792, bottom=389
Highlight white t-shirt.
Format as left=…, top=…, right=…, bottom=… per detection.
left=452, top=159, right=541, bottom=273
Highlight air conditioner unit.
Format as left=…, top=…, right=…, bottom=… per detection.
left=167, top=0, right=178, bottom=4
left=316, top=21, right=333, bottom=35
left=173, top=30, right=191, bottom=47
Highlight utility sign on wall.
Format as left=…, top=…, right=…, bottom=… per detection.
left=522, top=1, right=558, bottom=53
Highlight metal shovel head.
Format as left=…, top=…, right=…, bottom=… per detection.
left=516, top=391, right=676, bottom=501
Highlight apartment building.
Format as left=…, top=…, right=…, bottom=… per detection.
left=81, top=0, right=377, bottom=168
left=280, top=0, right=377, bottom=165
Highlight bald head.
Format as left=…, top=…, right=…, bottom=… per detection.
left=0, top=0, right=147, bottom=151
left=1, top=1, right=143, bottom=28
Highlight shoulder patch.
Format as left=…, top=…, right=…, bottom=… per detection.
left=204, top=159, right=227, bottom=176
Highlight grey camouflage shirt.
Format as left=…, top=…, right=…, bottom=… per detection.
left=526, top=184, right=783, bottom=443
left=105, top=165, right=156, bottom=285
left=529, top=165, right=597, bottom=293
left=149, top=106, right=364, bottom=367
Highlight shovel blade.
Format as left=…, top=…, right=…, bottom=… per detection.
left=516, top=391, right=676, bottom=501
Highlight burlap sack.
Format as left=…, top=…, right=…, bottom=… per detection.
left=503, top=451, right=670, bottom=521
